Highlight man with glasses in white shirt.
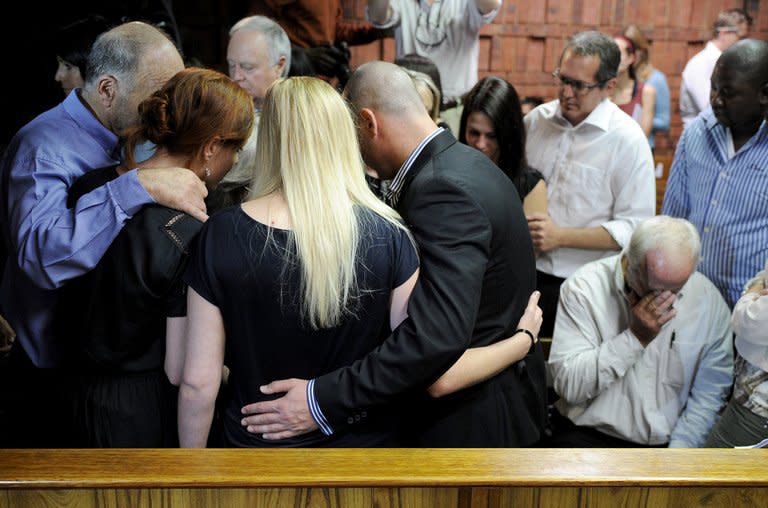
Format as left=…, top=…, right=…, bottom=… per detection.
left=524, top=31, right=655, bottom=337
left=367, top=0, right=501, bottom=134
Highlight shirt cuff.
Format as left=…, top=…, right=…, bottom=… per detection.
left=601, top=220, right=633, bottom=249
left=307, top=378, right=334, bottom=436
left=366, top=5, right=399, bottom=28
left=108, top=168, right=154, bottom=216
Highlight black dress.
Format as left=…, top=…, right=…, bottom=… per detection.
left=183, top=206, right=419, bottom=447
left=512, top=167, right=545, bottom=203
left=56, top=166, right=202, bottom=447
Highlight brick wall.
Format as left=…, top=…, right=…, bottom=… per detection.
left=341, top=0, right=768, bottom=154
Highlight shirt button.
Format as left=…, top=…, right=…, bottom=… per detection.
left=704, top=226, right=710, bottom=233
left=711, top=199, right=717, bottom=206
left=720, top=172, right=727, bottom=178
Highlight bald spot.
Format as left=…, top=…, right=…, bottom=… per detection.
left=106, top=22, right=183, bottom=85
left=645, top=247, right=695, bottom=291
left=717, top=38, right=768, bottom=85
left=345, top=61, right=428, bottom=117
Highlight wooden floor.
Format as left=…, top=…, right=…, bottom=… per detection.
left=1, top=448, right=767, bottom=507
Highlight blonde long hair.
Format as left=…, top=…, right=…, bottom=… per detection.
left=250, top=77, right=412, bottom=329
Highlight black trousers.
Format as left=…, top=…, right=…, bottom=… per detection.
left=0, top=341, right=75, bottom=447
left=536, top=270, right=565, bottom=338
left=542, top=407, right=667, bottom=448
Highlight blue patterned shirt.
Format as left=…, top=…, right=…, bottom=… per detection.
left=662, top=108, right=768, bottom=308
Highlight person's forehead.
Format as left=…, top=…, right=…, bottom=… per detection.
left=561, top=51, right=601, bottom=74
left=228, top=30, right=270, bottom=59
left=713, top=62, right=760, bottom=88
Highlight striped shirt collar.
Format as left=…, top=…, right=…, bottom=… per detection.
left=702, top=108, right=768, bottom=155
left=386, top=127, right=444, bottom=206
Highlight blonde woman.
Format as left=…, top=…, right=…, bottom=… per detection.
left=179, top=76, right=544, bottom=447
left=177, top=77, right=419, bottom=447
left=403, top=68, right=442, bottom=122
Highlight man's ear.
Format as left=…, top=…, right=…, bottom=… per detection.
left=96, top=75, right=118, bottom=108
left=602, top=77, right=618, bottom=94
left=275, top=55, right=287, bottom=78
left=760, top=82, right=768, bottom=113
left=359, top=108, right=378, bottom=139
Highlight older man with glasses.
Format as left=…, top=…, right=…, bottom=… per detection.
left=523, top=31, right=655, bottom=337
left=367, top=0, right=501, bottom=134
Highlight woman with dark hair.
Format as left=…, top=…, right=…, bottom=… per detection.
left=623, top=25, right=670, bottom=150
left=459, top=76, right=547, bottom=215
left=611, top=35, right=656, bottom=138
left=53, top=15, right=111, bottom=97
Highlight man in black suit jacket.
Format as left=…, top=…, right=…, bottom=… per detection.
left=241, top=61, right=546, bottom=446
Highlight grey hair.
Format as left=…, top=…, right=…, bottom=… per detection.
left=84, top=22, right=177, bottom=94
left=625, top=216, right=701, bottom=278
left=230, top=16, right=291, bottom=77
left=84, top=28, right=142, bottom=92
left=713, top=8, right=752, bottom=38
left=561, top=31, right=620, bottom=85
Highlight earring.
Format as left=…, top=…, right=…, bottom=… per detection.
left=204, top=167, right=211, bottom=180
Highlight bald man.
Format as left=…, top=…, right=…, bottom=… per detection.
left=663, top=39, right=768, bottom=308
left=242, top=61, right=547, bottom=447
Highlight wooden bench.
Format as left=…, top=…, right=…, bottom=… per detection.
left=1, top=448, right=766, bottom=507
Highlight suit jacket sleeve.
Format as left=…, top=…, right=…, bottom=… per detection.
left=313, top=171, right=491, bottom=432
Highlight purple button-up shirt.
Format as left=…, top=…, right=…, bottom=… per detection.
left=1, top=90, right=152, bottom=367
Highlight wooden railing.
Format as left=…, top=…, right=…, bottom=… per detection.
left=1, top=448, right=766, bottom=507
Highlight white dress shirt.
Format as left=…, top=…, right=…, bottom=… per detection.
left=524, top=99, right=655, bottom=279
left=679, top=41, right=722, bottom=129
left=220, top=111, right=260, bottom=189
left=548, top=255, right=734, bottom=447
left=368, top=0, right=498, bottom=100
left=733, top=258, right=768, bottom=373
left=729, top=260, right=768, bottom=420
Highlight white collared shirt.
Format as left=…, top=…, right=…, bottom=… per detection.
left=733, top=257, right=768, bottom=373
left=548, top=255, right=734, bottom=447
left=524, top=98, right=655, bottom=279
left=680, top=41, right=722, bottom=129
left=368, top=0, right=498, bottom=100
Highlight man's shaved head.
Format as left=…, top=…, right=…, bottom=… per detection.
left=717, top=38, right=768, bottom=86
left=344, top=61, right=428, bottom=117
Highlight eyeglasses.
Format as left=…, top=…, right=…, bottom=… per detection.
left=415, top=0, right=447, bottom=47
left=552, top=69, right=605, bottom=95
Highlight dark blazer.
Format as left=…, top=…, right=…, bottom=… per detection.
left=314, top=130, right=547, bottom=446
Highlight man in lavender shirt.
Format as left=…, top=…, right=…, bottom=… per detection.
left=0, top=22, right=207, bottom=446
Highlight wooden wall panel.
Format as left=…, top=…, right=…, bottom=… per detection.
left=343, top=0, right=768, bottom=156
left=3, top=486, right=768, bottom=508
